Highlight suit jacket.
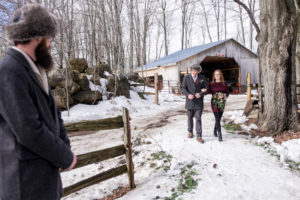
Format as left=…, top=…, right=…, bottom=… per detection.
left=182, top=74, right=208, bottom=110
left=0, top=48, right=73, bottom=200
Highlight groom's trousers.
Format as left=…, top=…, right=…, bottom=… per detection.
left=187, top=109, right=203, bottom=137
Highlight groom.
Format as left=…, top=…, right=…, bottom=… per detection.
left=182, top=64, right=208, bottom=143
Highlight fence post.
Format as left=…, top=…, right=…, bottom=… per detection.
left=247, top=72, right=251, bottom=101
left=155, top=73, right=159, bottom=104
left=122, top=107, right=135, bottom=189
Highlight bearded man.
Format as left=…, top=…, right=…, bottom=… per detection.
left=0, top=4, right=76, bottom=200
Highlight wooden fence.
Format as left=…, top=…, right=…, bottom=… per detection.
left=62, top=107, right=135, bottom=197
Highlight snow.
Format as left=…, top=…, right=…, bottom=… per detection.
left=62, top=85, right=184, bottom=123
left=61, top=94, right=300, bottom=200
left=255, top=137, right=300, bottom=164
left=223, top=110, right=247, bottom=124
left=104, top=71, right=113, bottom=77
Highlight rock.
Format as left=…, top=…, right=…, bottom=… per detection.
left=69, top=58, right=88, bottom=73
left=71, top=70, right=80, bottom=83
left=86, top=63, right=112, bottom=77
left=91, top=75, right=101, bottom=85
left=107, top=76, right=116, bottom=93
left=99, top=63, right=112, bottom=74
left=70, top=82, right=80, bottom=95
left=48, top=68, right=73, bottom=89
left=52, top=88, right=73, bottom=110
left=119, top=75, right=130, bottom=98
left=85, top=67, right=95, bottom=75
left=128, top=72, right=144, bottom=83
left=107, top=75, right=130, bottom=98
left=78, top=74, right=90, bottom=91
left=73, top=91, right=102, bottom=104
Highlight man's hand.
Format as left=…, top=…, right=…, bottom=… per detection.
left=66, top=153, right=77, bottom=171
left=195, top=93, right=201, bottom=98
left=201, top=88, right=207, bottom=93
left=188, top=94, right=194, bottom=100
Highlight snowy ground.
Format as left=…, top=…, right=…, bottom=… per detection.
left=61, top=93, right=300, bottom=200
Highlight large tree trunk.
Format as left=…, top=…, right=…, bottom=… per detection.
left=258, top=0, right=298, bottom=134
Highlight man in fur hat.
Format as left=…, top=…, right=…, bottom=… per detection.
left=182, top=64, right=208, bottom=143
left=0, top=4, right=76, bottom=200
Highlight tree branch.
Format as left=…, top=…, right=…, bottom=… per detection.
left=233, top=0, right=260, bottom=36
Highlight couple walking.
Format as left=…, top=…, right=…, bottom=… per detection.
left=182, top=64, right=229, bottom=143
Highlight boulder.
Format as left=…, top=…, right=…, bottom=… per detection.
left=128, top=72, right=144, bottom=83
left=85, top=67, right=96, bottom=75
left=52, top=88, right=73, bottom=110
left=71, top=70, right=80, bottom=83
left=91, top=75, right=101, bottom=85
left=78, top=74, right=90, bottom=91
left=86, top=63, right=112, bottom=77
left=48, top=68, right=73, bottom=89
left=70, top=82, right=80, bottom=95
left=107, top=75, right=130, bottom=98
left=73, top=91, right=102, bottom=104
left=69, top=58, right=88, bottom=73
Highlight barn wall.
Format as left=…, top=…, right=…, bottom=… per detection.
left=177, top=40, right=258, bottom=85
left=137, top=65, right=179, bottom=82
left=161, top=65, right=179, bottom=82
left=137, top=68, right=159, bottom=77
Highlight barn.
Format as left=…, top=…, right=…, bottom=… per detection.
left=135, top=38, right=258, bottom=93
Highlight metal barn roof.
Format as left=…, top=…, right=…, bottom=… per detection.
left=137, top=39, right=230, bottom=71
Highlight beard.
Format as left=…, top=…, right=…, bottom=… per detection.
left=35, top=39, right=54, bottom=71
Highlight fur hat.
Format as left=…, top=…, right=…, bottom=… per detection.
left=5, top=4, right=58, bottom=42
left=191, top=63, right=202, bottom=72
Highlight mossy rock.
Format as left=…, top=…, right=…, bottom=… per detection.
left=128, top=73, right=144, bottom=83
left=73, top=91, right=102, bottom=104
left=69, top=58, right=88, bottom=73
left=107, top=75, right=130, bottom=98
left=71, top=70, right=80, bottom=83
left=52, top=87, right=73, bottom=110
left=78, top=74, right=90, bottom=91
left=48, top=68, right=73, bottom=89
left=91, top=75, right=101, bottom=85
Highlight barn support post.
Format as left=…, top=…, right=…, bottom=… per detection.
left=247, top=72, right=251, bottom=101
left=155, top=73, right=159, bottom=104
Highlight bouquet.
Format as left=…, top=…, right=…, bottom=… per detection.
left=212, top=92, right=227, bottom=111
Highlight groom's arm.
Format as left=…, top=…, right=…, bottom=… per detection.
left=200, top=75, right=209, bottom=97
left=182, top=75, right=190, bottom=96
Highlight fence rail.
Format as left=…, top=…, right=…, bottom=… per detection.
left=62, top=107, right=135, bottom=197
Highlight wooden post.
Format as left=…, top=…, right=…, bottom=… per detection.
left=122, top=107, right=135, bottom=189
left=155, top=73, right=159, bottom=104
left=247, top=72, right=251, bottom=101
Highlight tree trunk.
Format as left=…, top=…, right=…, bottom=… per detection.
left=258, top=0, right=298, bottom=134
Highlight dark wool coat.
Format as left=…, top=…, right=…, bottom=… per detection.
left=0, top=48, right=73, bottom=200
left=182, top=74, right=208, bottom=110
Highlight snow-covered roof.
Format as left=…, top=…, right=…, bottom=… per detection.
left=136, top=39, right=230, bottom=71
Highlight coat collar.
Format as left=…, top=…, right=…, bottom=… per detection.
left=7, top=48, right=50, bottom=98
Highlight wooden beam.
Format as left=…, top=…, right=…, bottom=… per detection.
left=247, top=72, right=251, bottom=101
left=73, top=145, right=126, bottom=170
left=130, top=83, right=145, bottom=87
left=63, top=165, right=128, bottom=197
left=65, top=116, right=124, bottom=132
left=122, top=108, right=136, bottom=189
left=155, top=73, right=159, bottom=104
left=143, top=92, right=155, bottom=95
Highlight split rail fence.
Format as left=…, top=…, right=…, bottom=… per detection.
left=61, top=107, right=135, bottom=197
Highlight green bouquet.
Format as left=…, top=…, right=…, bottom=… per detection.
left=212, top=92, right=227, bottom=111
